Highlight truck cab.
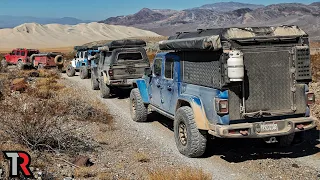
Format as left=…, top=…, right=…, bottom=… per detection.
left=3, top=48, right=39, bottom=69
left=66, top=46, right=100, bottom=79
left=130, top=26, right=317, bottom=158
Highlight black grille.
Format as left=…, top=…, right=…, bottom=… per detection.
left=295, top=46, right=311, bottom=81
left=243, top=50, right=292, bottom=112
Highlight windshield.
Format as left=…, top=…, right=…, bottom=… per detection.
left=27, top=51, right=38, bottom=56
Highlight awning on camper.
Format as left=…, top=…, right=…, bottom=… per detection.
left=159, top=35, right=222, bottom=51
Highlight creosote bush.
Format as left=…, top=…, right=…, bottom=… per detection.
left=148, top=167, right=212, bottom=180
left=0, top=69, right=112, bottom=153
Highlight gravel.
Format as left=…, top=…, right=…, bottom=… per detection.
left=61, top=74, right=320, bottom=180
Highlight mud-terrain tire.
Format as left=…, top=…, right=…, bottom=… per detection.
left=278, top=133, right=295, bottom=147
left=38, top=64, right=44, bottom=70
left=99, top=77, right=110, bottom=98
left=17, top=60, right=24, bottom=70
left=1, top=59, right=8, bottom=68
left=66, top=64, right=75, bottom=77
left=91, top=73, right=100, bottom=90
left=56, top=66, right=63, bottom=73
left=80, top=66, right=89, bottom=79
left=174, top=106, right=207, bottom=158
left=130, top=88, right=148, bottom=122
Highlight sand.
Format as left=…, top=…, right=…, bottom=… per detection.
left=0, top=22, right=160, bottom=50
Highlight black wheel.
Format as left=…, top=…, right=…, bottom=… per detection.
left=278, top=133, right=295, bottom=147
left=66, top=64, right=75, bottom=77
left=91, top=73, right=100, bottom=90
left=56, top=66, right=63, bottom=73
left=17, top=60, right=24, bottom=70
left=99, top=77, right=110, bottom=98
left=130, top=88, right=148, bottom=122
left=38, top=64, right=44, bottom=70
left=1, top=59, right=8, bottom=68
left=174, top=106, right=207, bottom=158
left=79, top=66, right=89, bottom=79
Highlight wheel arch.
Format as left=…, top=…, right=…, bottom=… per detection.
left=175, top=97, right=210, bottom=130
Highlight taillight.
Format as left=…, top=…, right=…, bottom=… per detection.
left=306, top=92, right=315, bottom=105
left=108, top=69, right=114, bottom=77
left=216, top=99, right=229, bottom=114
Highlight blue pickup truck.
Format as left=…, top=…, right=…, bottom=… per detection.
left=130, top=26, right=317, bottom=157
left=66, top=46, right=100, bottom=79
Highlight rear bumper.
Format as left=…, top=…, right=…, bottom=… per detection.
left=208, top=116, right=317, bottom=138
left=109, top=79, right=135, bottom=87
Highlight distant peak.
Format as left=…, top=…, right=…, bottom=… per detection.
left=139, top=8, right=153, bottom=12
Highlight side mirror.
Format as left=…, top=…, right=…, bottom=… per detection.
left=144, top=67, right=152, bottom=77
left=74, top=56, right=76, bottom=59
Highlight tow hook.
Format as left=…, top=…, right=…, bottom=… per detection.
left=296, top=124, right=305, bottom=130
left=264, top=137, right=278, bottom=144
left=240, top=130, right=249, bottom=136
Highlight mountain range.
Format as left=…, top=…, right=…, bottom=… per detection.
left=99, top=2, right=320, bottom=40
left=0, top=16, right=91, bottom=29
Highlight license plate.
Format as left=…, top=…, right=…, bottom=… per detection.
left=260, top=122, right=279, bottom=132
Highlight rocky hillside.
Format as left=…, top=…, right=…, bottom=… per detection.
left=100, top=2, right=320, bottom=40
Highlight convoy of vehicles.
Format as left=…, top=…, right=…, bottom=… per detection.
left=3, top=26, right=318, bottom=158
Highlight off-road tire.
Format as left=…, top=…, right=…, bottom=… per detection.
left=17, top=60, right=24, bottom=70
left=66, top=64, right=75, bottom=77
left=1, top=59, right=8, bottom=68
left=56, top=66, right=63, bottom=73
left=91, top=74, right=100, bottom=90
left=174, top=106, right=207, bottom=158
left=130, top=88, right=148, bottom=122
left=99, top=77, right=110, bottom=98
left=278, top=133, right=295, bottom=147
left=38, top=64, right=44, bottom=70
left=80, top=66, right=89, bottom=79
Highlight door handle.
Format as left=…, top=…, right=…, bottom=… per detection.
left=167, top=86, right=172, bottom=91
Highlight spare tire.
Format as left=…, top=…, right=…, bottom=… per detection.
left=54, top=55, right=64, bottom=65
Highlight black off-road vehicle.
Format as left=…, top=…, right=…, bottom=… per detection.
left=91, top=39, right=150, bottom=98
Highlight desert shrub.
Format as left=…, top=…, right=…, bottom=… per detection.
left=74, top=167, right=98, bottom=178
left=148, top=167, right=212, bottom=180
left=0, top=69, right=112, bottom=153
left=311, top=54, right=320, bottom=81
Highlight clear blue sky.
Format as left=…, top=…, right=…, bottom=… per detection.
left=0, top=0, right=318, bottom=20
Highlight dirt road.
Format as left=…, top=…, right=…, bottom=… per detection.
left=63, top=73, right=320, bottom=180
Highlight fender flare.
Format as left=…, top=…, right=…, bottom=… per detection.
left=134, top=79, right=150, bottom=103
left=102, top=71, right=110, bottom=85
left=30, top=55, right=36, bottom=66
left=175, top=96, right=209, bottom=130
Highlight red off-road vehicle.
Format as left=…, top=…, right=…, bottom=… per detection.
left=2, top=48, right=39, bottom=69
left=30, top=52, right=64, bottom=71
